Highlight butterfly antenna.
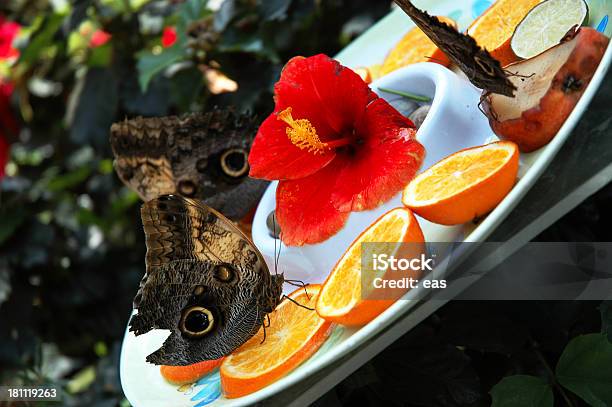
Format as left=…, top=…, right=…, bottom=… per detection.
left=284, top=279, right=311, bottom=300
left=272, top=213, right=279, bottom=275
left=273, top=213, right=283, bottom=276
left=282, top=294, right=315, bottom=311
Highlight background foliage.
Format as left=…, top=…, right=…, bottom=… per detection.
left=0, top=0, right=391, bottom=405
left=0, top=0, right=610, bottom=406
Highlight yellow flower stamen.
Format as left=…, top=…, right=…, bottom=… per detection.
left=277, top=107, right=328, bottom=155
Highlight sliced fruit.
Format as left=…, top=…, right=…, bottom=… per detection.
left=220, top=285, right=332, bottom=399
left=316, top=208, right=425, bottom=326
left=403, top=142, right=519, bottom=225
left=354, top=64, right=382, bottom=84
left=380, top=16, right=456, bottom=76
left=511, top=0, right=589, bottom=59
left=467, top=0, right=542, bottom=66
left=483, top=27, right=609, bottom=152
left=160, top=358, right=223, bottom=385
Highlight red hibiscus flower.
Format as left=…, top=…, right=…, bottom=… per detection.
left=0, top=80, right=19, bottom=179
left=0, top=15, right=20, bottom=60
left=89, top=29, right=111, bottom=48
left=248, top=54, right=425, bottom=246
left=161, top=26, right=177, bottom=48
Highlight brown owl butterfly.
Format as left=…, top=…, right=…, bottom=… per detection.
left=393, top=0, right=517, bottom=97
left=110, top=108, right=267, bottom=220
left=129, top=194, right=285, bottom=365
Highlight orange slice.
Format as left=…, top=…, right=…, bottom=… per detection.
left=354, top=64, right=382, bottom=84
left=160, top=358, right=223, bottom=385
left=316, top=208, right=425, bottom=326
left=380, top=16, right=456, bottom=76
left=467, top=0, right=543, bottom=66
left=220, top=285, right=332, bottom=399
left=402, top=141, right=519, bottom=225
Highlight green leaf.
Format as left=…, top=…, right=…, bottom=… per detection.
left=66, top=365, right=96, bottom=394
left=136, top=0, right=210, bottom=92
left=600, top=301, right=612, bottom=343
left=378, top=87, right=431, bottom=102
left=136, top=46, right=182, bottom=92
left=178, top=0, right=208, bottom=26
left=258, top=0, right=292, bottom=21
left=490, top=376, right=553, bottom=407
left=87, top=43, right=113, bottom=67
left=19, top=13, right=65, bottom=66
left=0, top=210, right=26, bottom=245
left=47, top=167, right=92, bottom=192
left=169, top=66, right=205, bottom=111
left=556, top=333, right=612, bottom=407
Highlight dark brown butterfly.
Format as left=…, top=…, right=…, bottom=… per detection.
left=393, top=0, right=517, bottom=97
left=110, top=107, right=267, bottom=220
left=129, top=194, right=284, bottom=365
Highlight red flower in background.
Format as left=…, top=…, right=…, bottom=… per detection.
left=248, top=54, right=425, bottom=246
left=0, top=15, right=20, bottom=179
left=0, top=81, right=19, bottom=179
left=161, top=26, right=177, bottom=48
left=0, top=15, right=20, bottom=59
left=89, top=29, right=111, bottom=48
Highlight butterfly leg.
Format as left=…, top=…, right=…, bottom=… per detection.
left=260, top=320, right=267, bottom=344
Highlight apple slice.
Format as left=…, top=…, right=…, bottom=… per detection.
left=482, top=27, right=609, bottom=152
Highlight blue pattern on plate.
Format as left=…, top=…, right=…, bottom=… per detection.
left=472, top=0, right=493, bottom=19
left=597, top=15, right=609, bottom=32
left=190, top=371, right=221, bottom=406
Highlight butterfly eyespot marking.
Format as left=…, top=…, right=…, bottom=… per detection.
left=177, top=179, right=197, bottom=197
left=213, top=264, right=235, bottom=283
left=196, top=158, right=208, bottom=173
left=157, top=202, right=168, bottom=210
left=164, top=213, right=177, bottom=223
left=220, top=148, right=249, bottom=178
left=179, top=306, right=215, bottom=337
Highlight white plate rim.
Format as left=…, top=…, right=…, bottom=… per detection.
left=120, top=4, right=612, bottom=405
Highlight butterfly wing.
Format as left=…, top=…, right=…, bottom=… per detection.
left=129, top=195, right=283, bottom=365
left=110, top=108, right=268, bottom=220
left=394, top=0, right=516, bottom=97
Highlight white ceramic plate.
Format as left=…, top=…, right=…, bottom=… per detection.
left=120, top=1, right=612, bottom=406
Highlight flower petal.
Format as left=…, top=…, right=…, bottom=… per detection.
left=331, top=98, right=425, bottom=212
left=248, top=113, right=335, bottom=180
left=274, top=54, right=374, bottom=141
left=276, top=160, right=350, bottom=246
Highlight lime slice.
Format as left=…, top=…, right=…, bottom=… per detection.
left=511, top=0, right=589, bottom=59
